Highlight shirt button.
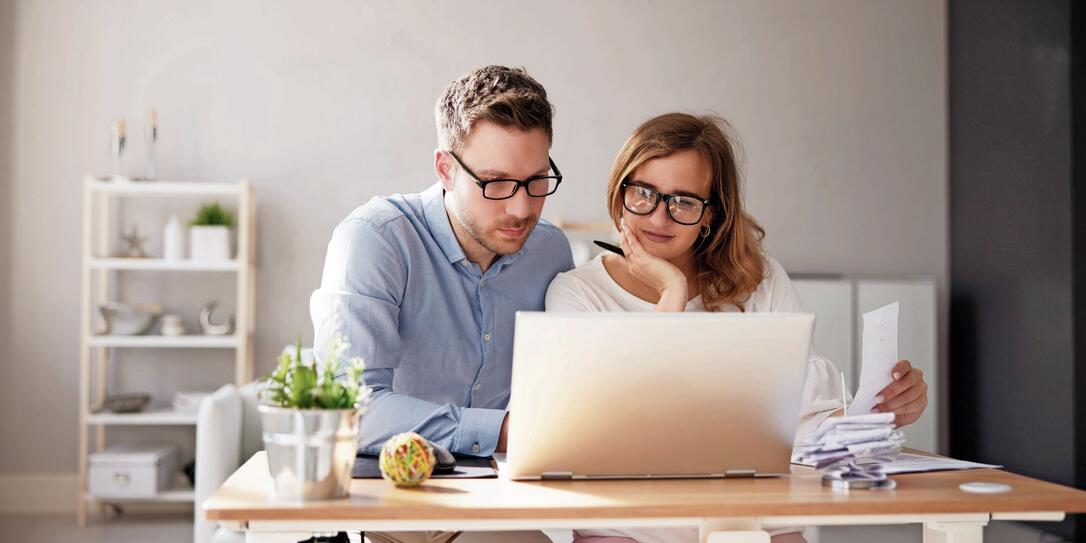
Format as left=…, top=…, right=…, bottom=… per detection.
left=472, top=443, right=481, bottom=453
left=480, top=280, right=486, bottom=287
left=474, top=383, right=482, bottom=391
left=483, top=333, right=492, bottom=342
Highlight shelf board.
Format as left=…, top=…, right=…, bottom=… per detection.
left=86, top=486, right=195, bottom=503
left=86, top=408, right=198, bottom=426
left=90, top=258, right=241, bottom=271
left=87, top=178, right=247, bottom=197
left=87, top=334, right=240, bottom=348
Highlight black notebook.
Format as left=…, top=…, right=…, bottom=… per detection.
left=352, top=454, right=498, bottom=479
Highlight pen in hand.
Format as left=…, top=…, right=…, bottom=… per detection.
left=593, top=240, right=625, bottom=257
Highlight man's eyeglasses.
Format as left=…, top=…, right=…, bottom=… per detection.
left=621, top=180, right=712, bottom=226
left=448, top=151, right=562, bottom=200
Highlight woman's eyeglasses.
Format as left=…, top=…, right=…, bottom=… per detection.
left=621, top=180, right=712, bottom=225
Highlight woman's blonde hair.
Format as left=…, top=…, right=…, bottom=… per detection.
left=606, top=112, right=766, bottom=311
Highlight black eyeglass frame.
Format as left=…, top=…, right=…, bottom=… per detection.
left=448, top=151, right=563, bottom=200
left=620, top=179, right=714, bottom=226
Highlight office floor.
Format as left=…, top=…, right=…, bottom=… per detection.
left=0, top=513, right=192, bottom=542
left=0, top=514, right=1064, bottom=543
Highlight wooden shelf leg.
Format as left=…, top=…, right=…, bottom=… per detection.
left=77, top=178, right=93, bottom=527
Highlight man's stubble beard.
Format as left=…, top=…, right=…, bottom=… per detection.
left=448, top=196, right=538, bottom=257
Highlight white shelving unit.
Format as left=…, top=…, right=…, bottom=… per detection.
left=77, top=176, right=256, bottom=525
left=86, top=408, right=200, bottom=426
left=84, top=486, right=196, bottom=504
left=86, top=334, right=242, bottom=349
left=90, top=257, right=242, bottom=272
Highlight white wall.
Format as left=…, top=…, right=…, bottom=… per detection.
left=0, top=0, right=947, bottom=474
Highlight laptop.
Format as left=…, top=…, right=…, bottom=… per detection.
left=504, top=312, right=814, bottom=480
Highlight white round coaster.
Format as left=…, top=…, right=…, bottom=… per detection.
left=959, top=482, right=1012, bottom=494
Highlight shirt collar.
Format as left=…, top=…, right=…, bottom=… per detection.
left=421, top=182, right=529, bottom=272
left=494, top=244, right=525, bottom=270
left=422, top=183, right=467, bottom=265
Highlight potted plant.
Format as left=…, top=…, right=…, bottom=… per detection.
left=189, top=202, right=235, bottom=261
left=258, top=336, right=371, bottom=500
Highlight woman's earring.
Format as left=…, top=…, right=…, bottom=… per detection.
left=700, top=224, right=711, bottom=238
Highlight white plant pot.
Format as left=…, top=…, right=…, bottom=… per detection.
left=189, top=225, right=233, bottom=261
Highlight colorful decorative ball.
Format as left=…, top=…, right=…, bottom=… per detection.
left=379, top=432, right=436, bottom=487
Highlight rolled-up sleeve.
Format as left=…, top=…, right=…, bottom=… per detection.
left=355, top=368, right=507, bottom=456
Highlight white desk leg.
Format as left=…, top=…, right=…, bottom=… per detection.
left=923, top=520, right=988, bottom=543
left=246, top=531, right=315, bottom=543
left=699, top=518, right=770, bottom=543
left=541, top=528, right=575, bottom=543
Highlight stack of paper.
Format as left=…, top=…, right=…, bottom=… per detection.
left=793, top=412, right=904, bottom=482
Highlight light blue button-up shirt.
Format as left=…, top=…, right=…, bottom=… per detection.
left=310, top=183, right=574, bottom=456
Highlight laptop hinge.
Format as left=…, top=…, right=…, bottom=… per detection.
left=541, top=471, right=574, bottom=480
left=724, top=469, right=757, bottom=478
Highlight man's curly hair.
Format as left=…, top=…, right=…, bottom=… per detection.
left=435, top=65, right=554, bottom=152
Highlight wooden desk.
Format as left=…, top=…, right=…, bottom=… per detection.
left=205, top=452, right=1086, bottom=543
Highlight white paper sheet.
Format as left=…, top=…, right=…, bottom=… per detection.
left=850, top=302, right=899, bottom=415
left=792, top=451, right=1002, bottom=473
left=880, top=452, right=1001, bottom=474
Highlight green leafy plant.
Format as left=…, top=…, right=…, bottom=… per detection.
left=190, top=201, right=236, bottom=228
left=259, top=336, right=370, bottom=410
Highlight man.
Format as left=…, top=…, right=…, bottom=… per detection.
left=310, top=65, right=572, bottom=542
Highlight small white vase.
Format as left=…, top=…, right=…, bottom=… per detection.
left=160, top=314, right=185, bottom=336
left=163, top=216, right=184, bottom=260
left=189, top=225, right=233, bottom=261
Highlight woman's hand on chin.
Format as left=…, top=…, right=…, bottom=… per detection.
left=620, top=218, right=688, bottom=311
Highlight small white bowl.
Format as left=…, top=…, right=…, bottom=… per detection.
left=99, top=302, right=162, bottom=335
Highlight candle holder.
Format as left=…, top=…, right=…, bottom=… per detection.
left=146, top=109, right=157, bottom=180
left=110, top=119, right=128, bottom=182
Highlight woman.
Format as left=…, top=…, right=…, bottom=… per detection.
left=545, top=113, right=928, bottom=543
